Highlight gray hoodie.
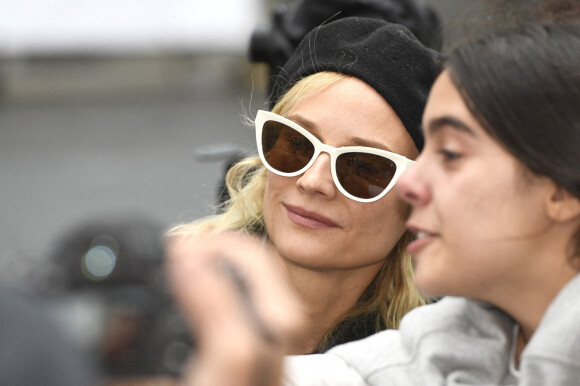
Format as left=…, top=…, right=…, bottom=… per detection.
left=284, top=274, right=580, bottom=385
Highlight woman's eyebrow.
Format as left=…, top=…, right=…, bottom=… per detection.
left=344, top=135, right=393, bottom=152
left=287, top=114, right=320, bottom=135
left=288, top=113, right=393, bottom=151
left=425, top=116, right=477, bottom=137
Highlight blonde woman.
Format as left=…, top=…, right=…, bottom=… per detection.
left=169, top=18, right=440, bottom=354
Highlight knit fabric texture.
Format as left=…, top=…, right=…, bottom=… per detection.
left=268, top=17, right=442, bottom=151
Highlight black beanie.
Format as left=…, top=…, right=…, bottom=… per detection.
left=268, top=17, right=442, bottom=151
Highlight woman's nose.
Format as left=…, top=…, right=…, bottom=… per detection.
left=396, top=160, right=431, bottom=206
left=296, top=153, right=338, bottom=200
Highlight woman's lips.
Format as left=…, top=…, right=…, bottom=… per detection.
left=284, top=204, right=339, bottom=229
left=406, top=227, right=437, bottom=254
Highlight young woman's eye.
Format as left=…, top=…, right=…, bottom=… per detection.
left=439, top=149, right=461, bottom=162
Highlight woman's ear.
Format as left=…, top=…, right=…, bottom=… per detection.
left=546, top=184, right=580, bottom=223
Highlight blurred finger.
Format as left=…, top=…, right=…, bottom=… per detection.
left=164, top=232, right=303, bottom=386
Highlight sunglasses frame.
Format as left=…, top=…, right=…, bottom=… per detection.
left=255, top=110, right=415, bottom=203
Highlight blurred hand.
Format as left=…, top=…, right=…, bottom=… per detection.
left=166, top=232, right=303, bottom=386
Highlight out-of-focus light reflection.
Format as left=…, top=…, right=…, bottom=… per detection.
left=163, top=341, right=192, bottom=374
left=81, top=236, right=119, bottom=280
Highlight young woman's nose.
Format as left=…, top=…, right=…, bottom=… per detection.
left=396, top=160, right=431, bottom=206
left=296, top=153, right=338, bottom=199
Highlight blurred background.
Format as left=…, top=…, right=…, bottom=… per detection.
left=0, top=0, right=501, bottom=382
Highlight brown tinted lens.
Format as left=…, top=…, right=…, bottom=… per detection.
left=262, top=120, right=315, bottom=173
left=336, top=153, right=397, bottom=199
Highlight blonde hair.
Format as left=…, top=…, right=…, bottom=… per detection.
left=167, top=71, right=424, bottom=350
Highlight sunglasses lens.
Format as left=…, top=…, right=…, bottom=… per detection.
left=262, top=120, right=315, bottom=173
left=336, top=153, right=397, bottom=199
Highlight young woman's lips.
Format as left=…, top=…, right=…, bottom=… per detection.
left=407, top=229, right=437, bottom=255
left=284, top=204, right=339, bottom=229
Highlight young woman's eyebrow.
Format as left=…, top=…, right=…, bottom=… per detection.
left=425, top=116, right=477, bottom=137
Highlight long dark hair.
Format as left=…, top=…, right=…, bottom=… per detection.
left=446, top=22, right=580, bottom=259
